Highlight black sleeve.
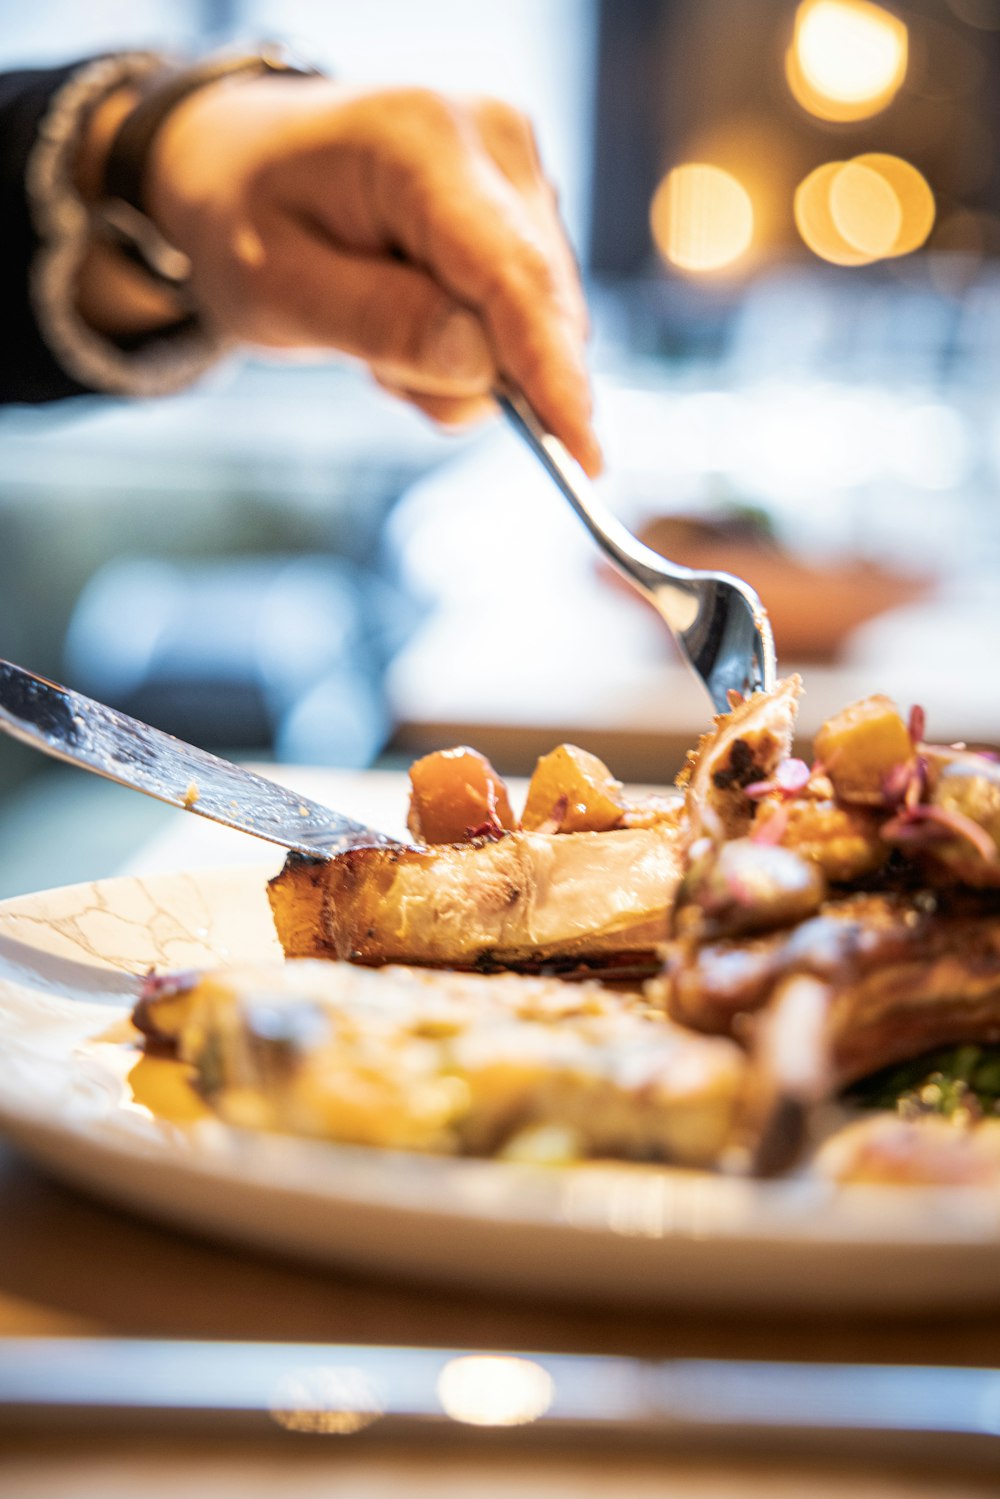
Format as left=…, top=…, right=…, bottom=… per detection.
left=0, top=64, right=94, bottom=404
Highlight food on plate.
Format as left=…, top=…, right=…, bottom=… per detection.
left=657, top=686, right=1000, bottom=1172
left=816, top=1114, right=1000, bottom=1187
left=133, top=678, right=1000, bottom=1181
left=812, top=693, right=916, bottom=805
left=406, top=745, right=517, bottom=844
left=133, top=960, right=745, bottom=1165
left=269, top=823, right=685, bottom=976
left=676, top=676, right=801, bottom=840
left=269, top=738, right=693, bottom=975
left=520, top=743, right=627, bottom=833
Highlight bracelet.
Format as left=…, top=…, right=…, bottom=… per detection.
left=98, top=44, right=322, bottom=291
left=28, top=52, right=227, bottom=398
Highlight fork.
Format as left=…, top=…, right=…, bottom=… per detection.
left=499, top=388, right=777, bottom=714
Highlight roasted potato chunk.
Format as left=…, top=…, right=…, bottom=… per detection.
left=521, top=743, right=626, bottom=833
left=813, top=694, right=913, bottom=805
left=407, top=746, right=516, bottom=844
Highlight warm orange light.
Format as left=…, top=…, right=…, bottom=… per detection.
left=854, top=153, right=935, bottom=256
left=786, top=0, right=908, bottom=122
left=794, top=154, right=935, bottom=266
left=829, top=160, right=902, bottom=257
left=650, top=163, right=754, bottom=274
left=794, top=162, right=877, bottom=266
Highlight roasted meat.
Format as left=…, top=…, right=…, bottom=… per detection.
left=662, top=886, right=1000, bottom=1049
left=677, top=674, right=802, bottom=839
left=269, top=684, right=805, bottom=974
left=269, top=822, right=685, bottom=976
left=655, top=684, right=1000, bottom=1173
left=164, top=679, right=1000, bottom=1179
left=134, top=959, right=746, bottom=1166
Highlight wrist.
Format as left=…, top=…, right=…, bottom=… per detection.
left=100, top=47, right=324, bottom=271
left=27, top=52, right=226, bottom=395
left=73, top=83, right=188, bottom=337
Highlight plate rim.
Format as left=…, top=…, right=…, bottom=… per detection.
left=2, top=862, right=1000, bottom=1305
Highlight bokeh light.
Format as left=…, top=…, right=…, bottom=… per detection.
left=829, top=160, right=902, bottom=257
left=437, top=1356, right=554, bottom=1427
left=794, top=162, right=877, bottom=265
left=786, top=0, right=909, bottom=122
left=854, top=153, right=936, bottom=255
left=270, top=1366, right=384, bottom=1435
left=650, top=163, right=754, bottom=273
left=795, top=155, right=935, bottom=265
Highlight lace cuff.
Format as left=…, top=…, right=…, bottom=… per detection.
left=26, top=53, right=228, bottom=399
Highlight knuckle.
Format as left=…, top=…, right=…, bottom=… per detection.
left=508, top=236, right=559, bottom=300
left=395, top=85, right=466, bottom=144
left=475, top=95, right=542, bottom=169
left=476, top=94, right=528, bottom=135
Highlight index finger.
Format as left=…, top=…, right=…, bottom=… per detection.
left=379, top=133, right=601, bottom=474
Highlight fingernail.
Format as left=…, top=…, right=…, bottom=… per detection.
left=427, top=310, right=493, bottom=384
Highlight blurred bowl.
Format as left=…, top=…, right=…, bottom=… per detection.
left=630, top=513, right=934, bottom=663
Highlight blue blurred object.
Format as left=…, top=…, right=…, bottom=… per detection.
left=63, top=555, right=412, bottom=766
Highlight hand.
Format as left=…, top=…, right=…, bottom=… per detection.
left=143, top=77, right=600, bottom=474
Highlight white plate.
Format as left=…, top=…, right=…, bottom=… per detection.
left=1, top=864, right=999, bottom=1310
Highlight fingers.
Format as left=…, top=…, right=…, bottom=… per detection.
left=157, top=80, right=601, bottom=471
left=308, top=91, right=602, bottom=474
left=472, top=98, right=590, bottom=341
left=233, top=221, right=499, bottom=397
left=374, top=376, right=495, bottom=430
left=428, top=182, right=602, bottom=475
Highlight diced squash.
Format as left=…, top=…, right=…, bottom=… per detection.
left=813, top=694, right=913, bottom=805
left=521, top=743, right=626, bottom=833
left=407, top=746, right=517, bottom=844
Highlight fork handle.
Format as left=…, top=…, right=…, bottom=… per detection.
left=497, top=387, right=699, bottom=612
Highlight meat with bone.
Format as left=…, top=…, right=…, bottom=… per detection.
left=662, top=684, right=1000, bottom=1172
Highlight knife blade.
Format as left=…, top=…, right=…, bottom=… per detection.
left=0, top=659, right=397, bottom=859
left=0, top=1338, right=998, bottom=1461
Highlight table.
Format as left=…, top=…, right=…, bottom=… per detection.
left=2, top=769, right=999, bottom=1496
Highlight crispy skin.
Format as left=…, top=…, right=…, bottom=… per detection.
left=269, top=684, right=804, bottom=977
left=269, top=823, right=685, bottom=975
left=677, top=675, right=802, bottom=839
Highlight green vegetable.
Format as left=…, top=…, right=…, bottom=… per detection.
left=847, top=1044, right=1000, bottom=1120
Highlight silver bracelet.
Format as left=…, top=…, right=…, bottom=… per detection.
left=26, top=53, right=229, bottom=399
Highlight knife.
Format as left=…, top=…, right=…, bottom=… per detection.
left=0, top=1338, right=998, bottom=1460
left=0, top=659, right=397, bottom=859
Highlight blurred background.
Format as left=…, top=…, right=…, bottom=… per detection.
left=2, top=0, right=1000, bottom=893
